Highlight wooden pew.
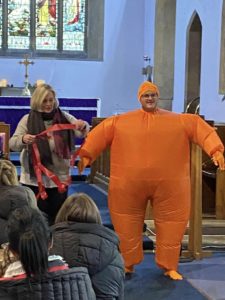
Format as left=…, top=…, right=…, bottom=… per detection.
left=0, top=122, right=10, bottom=159
left=214, top=124, right=225, bottom=219
left=89, top=117, right=110, bottom=190
left=216, top=169, right=225, bottom=219
left=201, top=123, right=225, bottom=219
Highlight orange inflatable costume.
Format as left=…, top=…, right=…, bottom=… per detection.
left=79, top=82, right=224, bottom=280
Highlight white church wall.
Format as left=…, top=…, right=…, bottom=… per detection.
left=173, top=0, right=225, bottom=123
left=0, top=0, right=149, bottom=118
left=143, top=0, right=156, bottom=82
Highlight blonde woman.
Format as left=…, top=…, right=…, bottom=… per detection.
left=9, top=84, right=89, bottom=224
left=51, top=193, right=125, bottom=300
left=0, top=159, right=38, bottom=245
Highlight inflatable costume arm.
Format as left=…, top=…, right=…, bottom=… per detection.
left=78, top=116, right=116, bottom=172
left=181, top=114, right=225, bottom=169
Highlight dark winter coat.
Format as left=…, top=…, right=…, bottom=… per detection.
left=0, top=266, right=96, bottom=300
left=51, top=222, right=125, bottom=300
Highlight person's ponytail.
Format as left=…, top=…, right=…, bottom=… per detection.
left=19, top=230, right=49, bottom=278
left=7, top=206, right=51, bottom=278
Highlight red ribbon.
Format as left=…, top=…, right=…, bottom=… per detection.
left=32, top=123, right=81, bottom=200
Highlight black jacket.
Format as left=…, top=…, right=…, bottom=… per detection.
left=51, top=222, right=125, bottom=300
left=0, top=266, right=96, bottom=300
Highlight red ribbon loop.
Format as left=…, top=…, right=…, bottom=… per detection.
left=32, top=123, right=79, bottom=200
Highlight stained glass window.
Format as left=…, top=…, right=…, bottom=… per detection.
left=0, top=0, right=104, bottom=60
left=36, top=0, right=58, bottom=50
left=8, top=0, right=30, bottom=49
left=63, top=0, right=86, bottom=51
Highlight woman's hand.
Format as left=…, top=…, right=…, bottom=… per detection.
left=22, top=134, right=36, bottom=144
left=74, top=119, right=87, bottom=131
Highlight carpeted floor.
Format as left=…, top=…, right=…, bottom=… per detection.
left=179, top=252, right=225, bottom=300
left=124, top=253, right=206, bottom=300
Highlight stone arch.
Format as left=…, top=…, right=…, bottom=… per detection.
left=153, top=0, right=176, bottom=110
left=184, top=11, right=202, bottom=112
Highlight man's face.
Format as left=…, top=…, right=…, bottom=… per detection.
left=140, top=92, right=158, bottom=112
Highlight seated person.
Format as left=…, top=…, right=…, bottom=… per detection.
left=0, top=206, right=96, bottom=300
left=51, top=192, right=125, bottom=300
left=0, top=159, right=38, bottom=245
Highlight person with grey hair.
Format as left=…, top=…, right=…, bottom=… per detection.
left=0, top=159, right=38, bottom=245
left=9, top=84, right=90, bottom=224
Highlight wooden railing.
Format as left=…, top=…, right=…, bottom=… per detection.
left=88, top=118, right=110, bottom=190
left=182, top=143, right=211, bottom=259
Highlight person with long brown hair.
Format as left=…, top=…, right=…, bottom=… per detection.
left=51, top=192, right=125, bottom=299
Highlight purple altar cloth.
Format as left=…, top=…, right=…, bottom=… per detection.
left=0, top=96, right=100, bottom=144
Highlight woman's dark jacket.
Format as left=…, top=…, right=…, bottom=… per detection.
left=0, top=266, right=96, bottom=300
left=51, top=222, right=125, bottom=300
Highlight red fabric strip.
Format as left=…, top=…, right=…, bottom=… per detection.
left=32, top=123, right=80, bottom=200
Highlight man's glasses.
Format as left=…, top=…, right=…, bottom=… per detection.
left=142, top=93, right=157, bottom=98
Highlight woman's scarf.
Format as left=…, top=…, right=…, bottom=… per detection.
left=27, top=108, right=75, bottom=177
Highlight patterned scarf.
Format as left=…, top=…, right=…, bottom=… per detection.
left=27, top=108, right=75, bottom=177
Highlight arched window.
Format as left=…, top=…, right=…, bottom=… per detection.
left=0, top=0, right=104, bottom=60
